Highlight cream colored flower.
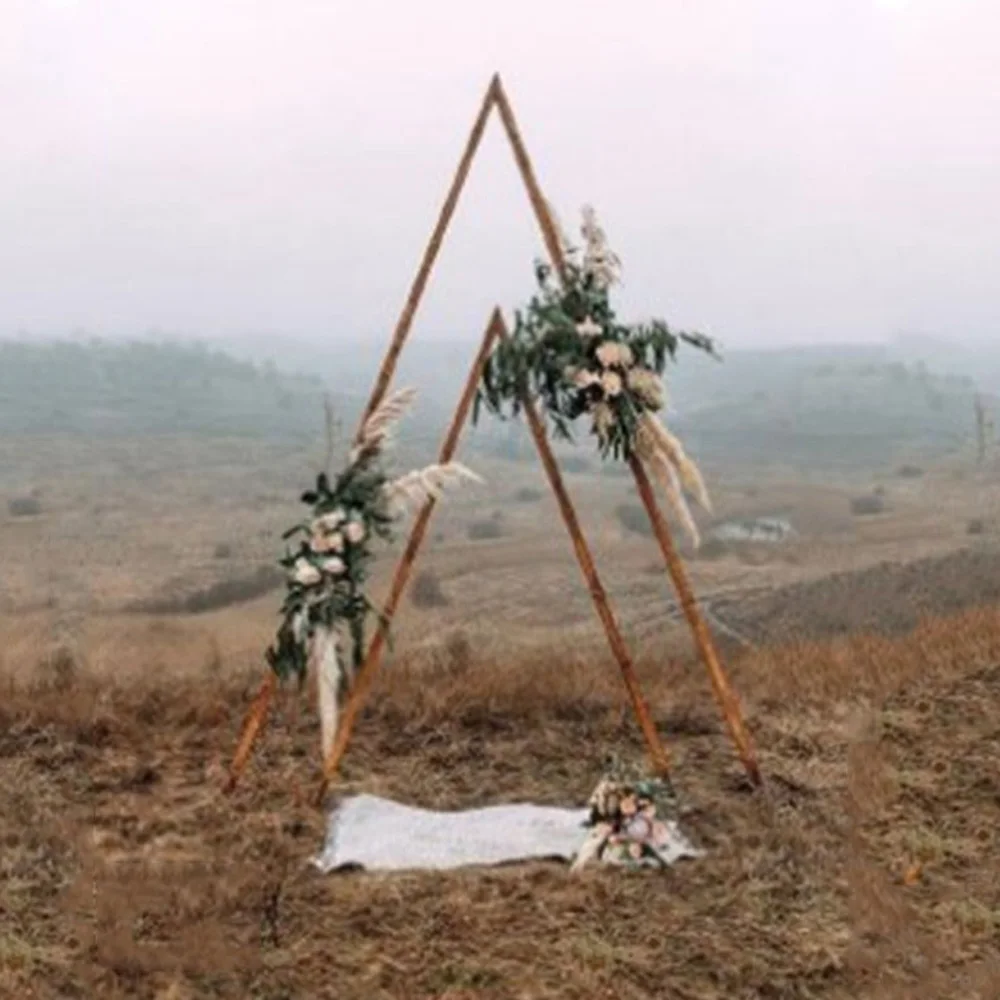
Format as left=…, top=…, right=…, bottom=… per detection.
left=627, top=367, right=665, bottom=410
left=573, top=368, right=601, bottom=389
left=344, top=520, right=366, bottom=545
left=315, top=509, right=345, bottom=532
left=601, top=370, right=623, bottom=397
left=292, top=559, right=321, bottom=586
left=320, top=556, right=346, bottom=576
left=576, top=316, right=603, bottom=339
left=595, top=340, right=629, bottom=369
left=311, top=530, right=344, bottom=554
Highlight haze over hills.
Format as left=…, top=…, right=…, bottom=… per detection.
left=0, top=333, right=992, bottom=475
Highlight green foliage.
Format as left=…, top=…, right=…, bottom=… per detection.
left=267, top=449, right=395, bottom=683
left=474, top=257, right=715, bottom=460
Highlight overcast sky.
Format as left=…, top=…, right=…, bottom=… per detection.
left=2, top=0, right=998, bottom=350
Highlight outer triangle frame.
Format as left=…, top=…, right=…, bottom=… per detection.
left=226, top=74, right=762, bottom=800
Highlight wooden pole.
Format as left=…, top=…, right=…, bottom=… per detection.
left=224, top=672, right=276, bottom=793
left=227, top=79, right=499, bottom=793
left=512, top=345, right=673, bottom=781
left=493, top=81, right=760, bottom=787
left=629, top=454, right=763, bottom=787
left=492, top=78, right=568, bottom=282
left=354, top=75, right=499, bottom=435
left=314, top=309, right=506, bottom=804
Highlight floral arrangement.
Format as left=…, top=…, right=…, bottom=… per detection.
left=266, top=387, right=481, bottom=752
left=475, top=206, right=716, bottom=546
left=571, top=757, right=685, bottom=871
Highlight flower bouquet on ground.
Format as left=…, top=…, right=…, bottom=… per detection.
left=267, top=387, right=482, bottom=758
left=475, top=206, right=716, bottom=547
left=570, top=755, right=698, bottom=872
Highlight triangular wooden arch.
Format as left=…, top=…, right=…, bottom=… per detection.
left=226, top=74, right=762, bottom=801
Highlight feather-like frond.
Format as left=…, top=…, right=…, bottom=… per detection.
left=384, top=461, right=484, bottom=514
left=635, top=428, right=701, bottom=549
left=638, top=413, right=712, bottom=513
left=353, top=387, right=419, bottom=459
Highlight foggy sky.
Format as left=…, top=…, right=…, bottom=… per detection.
left=3, top=0, right=998, bottom=350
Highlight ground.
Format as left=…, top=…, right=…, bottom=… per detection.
left=1, top=435, right=999, bottom=998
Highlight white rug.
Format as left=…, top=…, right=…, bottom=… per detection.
left=312, top=793, right=703, bottom=873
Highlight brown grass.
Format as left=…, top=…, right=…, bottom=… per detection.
left=0, top=604, right=998, bottom=998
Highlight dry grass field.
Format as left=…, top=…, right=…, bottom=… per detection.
left=2, top=432, right=1000, bottom=998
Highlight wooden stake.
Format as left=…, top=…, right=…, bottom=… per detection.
left=226, top=80, right=498, bottom=793
left=354, top=75, right=499, bottom=436
left=224, top=672, right=276, bottom=793
left=492, top=78, right=568, bottom=282
left=314, top=310, right=506, bottom=804
left=629, top=454, right=763, bottom=787
left=510, top=319, right=673, bottom=781
left=495, top=84, right=761, bottom=786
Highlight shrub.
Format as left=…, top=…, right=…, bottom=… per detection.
left=467, top=519, right=504, bottom=541
left=411, top=569, right=450, bottom=608
left=512, top=487, right=543, bottom=503
left=850, top=494, right=886, bottom=516
left=130, top=565, right=284, bottom=614
left=695, top=537, right=730, bottom=560
left=615, top=503, right=653, bottom=537
left=8, top=496, right=41, bottom=517
left=897, top=464, right=925, bottom=479
left=967, top=518, right=986, bottom=536
left=560, top=455, right=591, bottom=475
left=213, top=543, right=233, bottom=559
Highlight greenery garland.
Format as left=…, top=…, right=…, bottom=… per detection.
left=474, top=206, right=719, bottom=545
left=475, top=207, right=715, bottom=459
left=267, top=388, right=480, bottom=683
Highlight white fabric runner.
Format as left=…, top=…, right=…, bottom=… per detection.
left=312, top=793, right=703, bottom=873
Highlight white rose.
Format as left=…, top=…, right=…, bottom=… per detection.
left=320, top=556, right=346, bottom=576
left=595, top=341, right=620, bottom=369
left=316, top=509, right=345, bottom=531
left=292, top=559, right=321, bottom=586
left=601, top=371, right=623, bottom=397
left=344, top=521, right=366, bottom=545
left=573, top=369, right=601, bottom=389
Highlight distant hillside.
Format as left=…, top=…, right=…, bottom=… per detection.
left=665, top=346, right=983, bottom=469
left=0, top=336, right=987, bottom=472
left=0, top=339, right=335, bottom=439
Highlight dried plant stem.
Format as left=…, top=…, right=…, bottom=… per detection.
left=315, top=626, right=342, bottom=761
left=315, top=309, right=505, bottom=804
left=224, top=672, right=276, bottom=792
left=629, top=454, right=763, bottom=787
